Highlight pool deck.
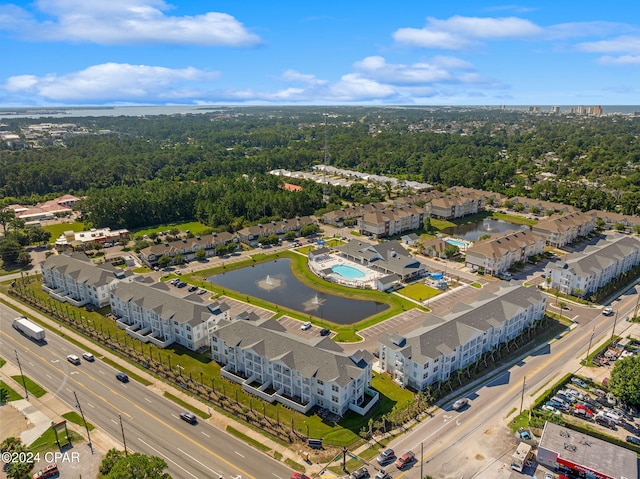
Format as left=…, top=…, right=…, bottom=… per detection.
left=309, top=254, right=384, bottom=288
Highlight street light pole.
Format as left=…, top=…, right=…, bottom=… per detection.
left=610, top=311, right=619, bottom=342
left=74, top=391, right=93, bottom=454
left=119, top=415, right=128, bottom=455
left=584, top=327, right=596, bottom=365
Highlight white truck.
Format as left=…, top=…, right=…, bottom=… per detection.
left=12, top=317, right=45, bottom=342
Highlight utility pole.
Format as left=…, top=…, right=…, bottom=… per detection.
left=74, top=391, right=93, bottom=454
left=519, top=376, right=526, bottom=415
left=610, top=311, right=619, bottom=342
left=584, top=327, right=596, bottom=365
left=420, top=441, right=424, bottom=478
left=633, top=290, right=640, bottom=321
left=119, top=415, right=128, bottom=455
left=14, top=350, right=28, bottom=400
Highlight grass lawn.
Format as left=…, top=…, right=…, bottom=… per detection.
left=132, top=221, right=211, bottom=237
left=0, top=380, right=23, bottom=401
left=491, top=212, right=538, bottom=226
left=62, top=411, right=95, bottom=431
left=400, top=282, right=442, bottom=302
left=42, top=221, right=87, bottom=243
left=132, top=266, right=152, bottom=273
left=30, top=427, right=83, bottom=453
left=429, top=218, right=456, bottom=229
left=471, top=282, right=482, bottom=288
left=11, top=375, right=46, bottom=398
left=163, top=391, right=211, bottom=419
left=0, top=357, right=5, bottom=367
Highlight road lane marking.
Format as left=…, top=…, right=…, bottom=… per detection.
left=139, top=438, right=198, bottom=479
left=46, top=374, right=52, bottom=379
left=144, top=397, right=152, bottom=403
left=177, top=448, right=218, bottom=475
left=111, top=419, right=118, bottom=425
left=201, top=431, right=210, bottom=437
left=87, top=402, right=94, bottom=408
left=234, top=451, right=245, bottom=458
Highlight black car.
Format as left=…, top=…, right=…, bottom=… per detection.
left=116, top=372, right=129, bottom=382
left=319, top=328, right=331, bottom=336
left=180, top=412, right=197, bottom=424
left=177, top=282, right=187, bottom=288
left=188, top=286, right=198, bottom=292
left=627, top=435, right=640, bottom=446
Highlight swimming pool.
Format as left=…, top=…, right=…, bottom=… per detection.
left=429, top=272, right=444, bottom=280
left=332, top=264, right=366, bottom=279
left=445, top=238, right=467, bottom=248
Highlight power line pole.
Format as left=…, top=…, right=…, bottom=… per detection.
left=420, top=441, right=424, bottom=478
left=584, top=327, right=596, bottom=365
left=519, top=376, right=526, bottom=415
left=610, top=310, right=619, bottom=342
left=119, top=415, right=128, bottom=455
left=74, top=391, right=93, bottom=454
left=14, top=350, right=28, bottom=400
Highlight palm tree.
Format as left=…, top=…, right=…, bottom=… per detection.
left=0, top=208, right=16, bottom=235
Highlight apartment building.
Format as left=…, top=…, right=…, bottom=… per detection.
left=532, top=212, right=596, bottom=248
left=212, top=317, right=377, bottom=417
left=321, top=203, right=384, bottom=227
left=236, top=216, right=316, bottom=247
left=379, top=284, right=546, bottom=391
left=139, top=232, right=236, bottom=267
left=545, top=235, right=640, bottom=297
left=358, top=205, right=424, bottom=238
left=110, top=281, right=230, bottom=350
left=508, top=197, right=579, bottom=215
left=429, top=194, right=485, bottom=220
left=465, top=230, right=545, bottom=276
left=40, top=252, right=131, bottom=307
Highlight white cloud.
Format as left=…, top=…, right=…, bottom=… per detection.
left=2, top=62, right=219, bottom=102
left=279, top=70, right=327, bottom=86
left=579, top=36, right=640, bottom=54
left=394, top=15, right=542, bottom=49
left=0, top=0, right=261, bottom=46
left=598, top=55, right=640, bottom=65
left=353, top=56, right=453, bottom=84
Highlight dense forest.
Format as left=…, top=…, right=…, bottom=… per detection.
left=1, top=106, right=639, bottom=229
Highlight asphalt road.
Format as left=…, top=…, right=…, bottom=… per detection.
left=383, top=285, right=640, bottom=479
left=0, top=303, right=292, bottom=479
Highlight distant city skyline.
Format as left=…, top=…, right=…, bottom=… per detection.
left=0, top=1, right=639, bottom=106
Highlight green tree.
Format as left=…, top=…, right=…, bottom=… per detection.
left=0, top=208, right=16, bottom=236
left=157, top=255, right=172, bottom=268
left=423, top=216, right=437, bottom=234
left=477, top=234, right=492, bottom=241
left=107, top=452, right=172, bottom=479
left=100, top=448, right=126, bottom=476
left=609, top=355, right=640, bottom=407
left=614, top=222, right=626, bottom=232
left=0, top=239, right=22, bottom=265
left=3, top=440, right=34, bottom=479
left=172, top=253, right=184, bottom=264
left=284, top=230, right=296, bottom=241
left=444, top=244, right=459, bottom=258
left=194, top=249, right=206, bottom=261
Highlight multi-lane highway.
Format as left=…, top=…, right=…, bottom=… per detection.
left=385, top=285, right=640, bottom=479
left=0, top=302, right=292, bottom=479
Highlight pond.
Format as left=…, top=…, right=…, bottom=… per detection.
left=441, top=218, right=529, bottom=241
left=207, top=258, right=388, bottom=325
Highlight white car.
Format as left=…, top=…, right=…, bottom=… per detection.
left=82, top=352, right=95, bottom=362
left=452, top=398, right=469, bottom=410
left=541, top=404, right=561, bottom=415
left=67, top=354, right=81, bottom=365
left=301, top=321, right=312, bottom=331
left=602, top=307, right=614, bottom=316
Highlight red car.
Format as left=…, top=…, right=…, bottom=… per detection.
left=395, top=450, right=415, bottom=468
left=32, top=463, right=58, bottom=479
left=291, top=473, right=310, bottom=479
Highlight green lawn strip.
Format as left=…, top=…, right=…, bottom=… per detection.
left=470, top=282, right=482, bottom=288
left=0, top=380, right=23, bottom=401
left=428, top=218, right=457, bottom=230
left=163, top=391, right=211, bottom=419
left=131, top=221, right=211, bottom=237
left=132, top=266, right=152, bottom=273
left=99, top=357, right=152, bottom=386
left=61, top=411, right=95, bottom=431
left=42, top=221, right=88, bottom=243
left=284, top=457, right=307, bottom=473
left=491, top=212, right=538, bottom=226
left=400, top=283, right=441, bottom=302
left=11, top=375, right=46, bottom=398
left=29, top=428, right=84, bottom=453
left=226, top=425, right=271, bottom=452
left=0, top=357, right=6, bottom=367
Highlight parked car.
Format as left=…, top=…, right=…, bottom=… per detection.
left=116, top=372, right=129, bottom=382
left=376, top=448, right=395, bottom=465
left=395, top=451, right=415, bottom=468
left=319, top=328, right=331, bottom=336
left=197, top=289, right=207, bottom=295
left=188, top=285, right=198, bottom=292
left=626, top=435, right=640, bottom=446
left=180, top=412, right=197, bottom=424
left=66, top=354, right=81, bottom=365
left=82, top=352, right=95, bottom=361
left=32, top=463, right=59, bottom=479
left=290, top=473, right=310, bottom=479
left=374, top=471, right=390, bottom=479
left=301, top=321, right=312, bottom=331
left=350, top=466, right=369, bottom=479
left=571, top=377, right=588, bottom=388
left=452, top=398, right=469, bottom=410
left=541, top=404, right=561, bottom=415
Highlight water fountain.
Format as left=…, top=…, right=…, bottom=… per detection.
left=257, top=274, right=281, bottom=291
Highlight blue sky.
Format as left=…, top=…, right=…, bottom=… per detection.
left=0, top=1, right=639, bottom=106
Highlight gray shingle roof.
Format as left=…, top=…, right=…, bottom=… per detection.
left=214, top=317, right=372, bottom=386
left=42, top=252, right=127, bottom=287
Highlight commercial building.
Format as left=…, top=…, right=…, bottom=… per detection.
left=537, top=422, right=637, bottom=479
left=212, top=317, right=377, bottom=417
left=379, top=284, right=546, bottom=391
left=40, top=252, right=131, bottom=307
left=110, top=281, right=230, bottom=351
left=54, top=227, right=130, bottom=249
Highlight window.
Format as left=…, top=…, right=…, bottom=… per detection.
left=317, top=380, right=324, bottom=386
left=332, top=385, right=339, bottom=392
left=213, top=346, right=218, bottom=352
left=332, top=395, right=339, bottom=403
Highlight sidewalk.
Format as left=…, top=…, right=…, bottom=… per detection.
left=0, top=291, right=315, bottom=474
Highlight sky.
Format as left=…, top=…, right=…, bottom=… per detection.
left=0, top=1, right=639, bottom=106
